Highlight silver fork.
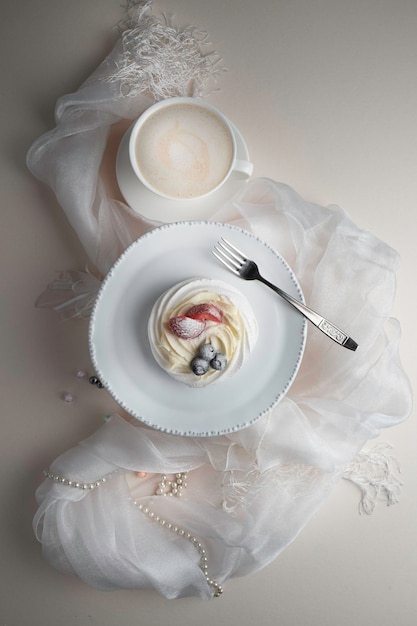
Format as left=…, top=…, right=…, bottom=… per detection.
left=213, top=238, right=358, bottom=351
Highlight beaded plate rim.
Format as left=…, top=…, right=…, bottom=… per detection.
left=88, top=221, right=307, bottom=437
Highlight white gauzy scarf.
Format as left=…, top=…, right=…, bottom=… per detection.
left=27, top=1, right=412, bottom=599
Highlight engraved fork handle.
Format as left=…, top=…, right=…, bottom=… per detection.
left=258, top=275, right=358, bottom=351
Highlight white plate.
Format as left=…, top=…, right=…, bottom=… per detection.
left=116, top=121, right=251, bottom=223
left=89, top=222, right=307, bottom=437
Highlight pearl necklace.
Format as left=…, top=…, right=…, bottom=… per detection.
left=43, top=468, right=223, bottom=598
left=133, top=499, right=223, bottom=597
left=43, top=469, right=112, bottom=489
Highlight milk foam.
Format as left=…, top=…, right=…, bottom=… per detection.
left=148, top=278, right=258, bottom=388
left=135, top=104, right=234, bottom=199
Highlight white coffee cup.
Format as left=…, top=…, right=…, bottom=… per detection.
left=128, top=97, right=253, bottom=201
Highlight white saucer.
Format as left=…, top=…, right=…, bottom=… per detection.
left=116, top=120, right=252, bottom=223
left=89, top=222, right=307, bottom=437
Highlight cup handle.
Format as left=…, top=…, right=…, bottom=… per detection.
left=232, top=159, right=253, bottom=179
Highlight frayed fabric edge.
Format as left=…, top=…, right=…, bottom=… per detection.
left=106, top=0, right=225, bottom=99
left=343, top=442, right=403, bottom=515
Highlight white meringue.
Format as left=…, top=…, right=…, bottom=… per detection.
left=148, top=278, right=258, bottom=387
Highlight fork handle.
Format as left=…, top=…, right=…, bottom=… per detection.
left=259, top=276, right=358, bottom=351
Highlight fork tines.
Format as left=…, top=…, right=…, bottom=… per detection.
left=212, top=238, right=247, bottom=274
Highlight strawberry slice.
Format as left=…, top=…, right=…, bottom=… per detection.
left=168, top=315, right=206, bottom=339
left=185, top=303, right=222, bottom=323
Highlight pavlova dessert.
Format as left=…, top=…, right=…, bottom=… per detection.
left=148, top=278, right=258, bottom=387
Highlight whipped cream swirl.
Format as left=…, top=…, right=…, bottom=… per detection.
left=148, top=278, right=258, bottom=387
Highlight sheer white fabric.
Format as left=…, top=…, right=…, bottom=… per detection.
left=26, top=0, right=223, bottom=275
left=28, top=1, right=412, bottom=599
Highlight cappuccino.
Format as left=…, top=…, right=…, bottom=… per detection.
left=134, top=103, right=234, bottom=199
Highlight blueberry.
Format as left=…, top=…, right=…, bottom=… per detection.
left=198, top=343, right=216, bottom=360
left=210, top=353, right=227, bottom=371
left=190, top=356, right=210, bottom=376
